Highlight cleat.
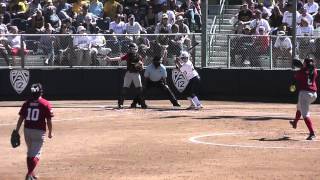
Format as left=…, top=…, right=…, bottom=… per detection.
left=194, top=105, right=203, bottom=110
left=141, top=104, right=148, bottom=109
left=118, top=104, right=124, bottom=109
left=289, top=120, right=297, bottom=129
left=186, top=105, right=195, bottom=110
left=173, top=102, right=181, bottom=107
left=130, top=103, right=137, bottom=108
left=306, top=134, right=316, bottom=140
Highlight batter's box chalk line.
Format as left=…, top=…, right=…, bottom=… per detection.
left=189, top=132, right=320, bottom=150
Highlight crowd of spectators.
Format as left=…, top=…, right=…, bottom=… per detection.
left=230, top=0, right=320, bottom=67
left=0, top=0, right=202, bottom=66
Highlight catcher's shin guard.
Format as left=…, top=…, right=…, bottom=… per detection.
left=118, top=88, right=129, bottom=107
left=136, top=88, right=147, bottom=108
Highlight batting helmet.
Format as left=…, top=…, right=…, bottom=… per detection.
left=179, top=51, right=190, bottom=63
left=30, top=83, right=43, bottom=99
left=128, top=42, right=138, bottom=54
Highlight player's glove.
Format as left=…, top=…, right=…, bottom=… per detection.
left=10, top=129, right=20, bottom=148
left=134, top=61, right=143, bottom=72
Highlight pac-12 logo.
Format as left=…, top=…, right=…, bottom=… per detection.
left=172, top=68, right=189, bottom=93
left=10, top=69, right=30, bottom=94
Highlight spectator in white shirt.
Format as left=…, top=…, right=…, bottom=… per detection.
left=297, top=18, right=314, bottom=58
left=297, top=18, right=314, bottom=36
left=90, top=27, right=111, bottom=66
left=282, top=3, right=301, bottom=35
left=109, top=14, right=126, bottom=34
left=155, top=13, right=172, bottom=34
left=304, top=0, right=319, bottom=15
left=249, top=10, right=271, bottom=34
left=298, top=7, right=314, bottom=26
left=157, top=3, right=176, bottom=25
left=73, top=26, right=93, bottom=66
left=125, top=14, right=143, bottom=42
left=273, top=30, right=292, bottom=63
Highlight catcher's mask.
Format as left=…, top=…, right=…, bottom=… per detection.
left=30, top=83, right=43, bottom=99
left=128, top=42, right=138, bottom=54
left=179, top=51, right=190, bottom=63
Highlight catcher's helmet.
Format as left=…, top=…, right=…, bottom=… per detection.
left=179, top=51, right=190, bottom=63
left=30, top=83, right=43, bottom=99
left=128, top=42, right=138, bottom=53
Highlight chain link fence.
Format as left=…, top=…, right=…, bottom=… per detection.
left=0, top=33, right=201, bottom=68
left=209, top=34, right=320, bottom=69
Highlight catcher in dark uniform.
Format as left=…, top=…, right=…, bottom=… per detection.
left=105, top=42, right=147, bottom=109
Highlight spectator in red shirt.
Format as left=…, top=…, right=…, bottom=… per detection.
left=14, top=83, right=54, bottom=179
left=249, top=26, right=270, bottom=66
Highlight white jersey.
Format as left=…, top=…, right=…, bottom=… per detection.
left=179, top=60, right=199, bottom=80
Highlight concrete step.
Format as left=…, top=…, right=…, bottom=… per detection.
left=210, top=51, right=228, bottom=57
left=209, top=56, right=227, bottom=61
left=212, top=46, right=228, bottom=51
left=224, top=8, right=240, bottom=14
left=207, top=61, right=227, bottom=68
left=219, top=13, right=237, bottom=19
left=213, top=29, right=234, bottom=34
left=209, top=39, right=228, bottom=46
left=210, top=35, right=230, bottom=40
left=213, top=24, right=234, bottom=30
left=225, top=5, right=242, bottom=9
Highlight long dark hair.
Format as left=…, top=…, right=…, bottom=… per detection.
left=304, top=58, right=315, bottom=80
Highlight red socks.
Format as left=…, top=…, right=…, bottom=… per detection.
left=27, top=157, right=39, bottom=176
left=294, top=110, right=301, bottom=124
left=304, top=117, right=315, bottom=135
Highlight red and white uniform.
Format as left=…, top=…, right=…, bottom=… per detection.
left=295, top=68, right=318, bottom=117
left=19, top=97, right=53, bottom=131
left=19, top=97, right=53, bottom=160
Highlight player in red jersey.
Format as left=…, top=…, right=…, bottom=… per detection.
left=14, top=83, right=53, bottom=180
left=290, top=58, right=318, bottom=140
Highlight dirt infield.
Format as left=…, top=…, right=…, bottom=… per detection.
left=1, top=100, right=320, bottom=180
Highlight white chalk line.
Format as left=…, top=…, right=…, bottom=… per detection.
left=189, top=132, right=320, bottom=150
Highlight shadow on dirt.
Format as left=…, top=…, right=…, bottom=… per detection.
left=251, top=137, right=299, bottom=142
left=194, top=115, right=292, bottom=121
left=160, top=115, right=192, bottom=119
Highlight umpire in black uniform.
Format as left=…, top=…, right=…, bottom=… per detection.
left=132, top=56, right=180, bottom=107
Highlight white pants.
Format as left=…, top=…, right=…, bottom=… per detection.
left=24, top=128, right=45, bottom=158
left=123, top=71, right=142, bottom=88
left=297, top=90, right=317, bottom=118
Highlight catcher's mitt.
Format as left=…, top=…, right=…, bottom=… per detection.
left=11, top=130, right=20, bottom=148
left=134, top=61, right=143, bottom=71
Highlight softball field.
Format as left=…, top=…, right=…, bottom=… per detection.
left=1, top=100, right=320, bottom=180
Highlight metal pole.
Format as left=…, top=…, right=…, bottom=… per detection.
left=20, top=35, right=25, bottom=68
left=201, top=0, right=208, bottom=68
left=227, top=35, right=230, bottom=68
left=270, top=37, right=273, bottom=70
left=292, top=0, right=297, bottom=65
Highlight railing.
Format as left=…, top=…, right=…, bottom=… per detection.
left=0, top=33, right=201, bottom=68
left=208, top=34, right=320, bottom=69
left=1, top=33, right=318, bottom=69
left=209, top=0, right=227, bottom=63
